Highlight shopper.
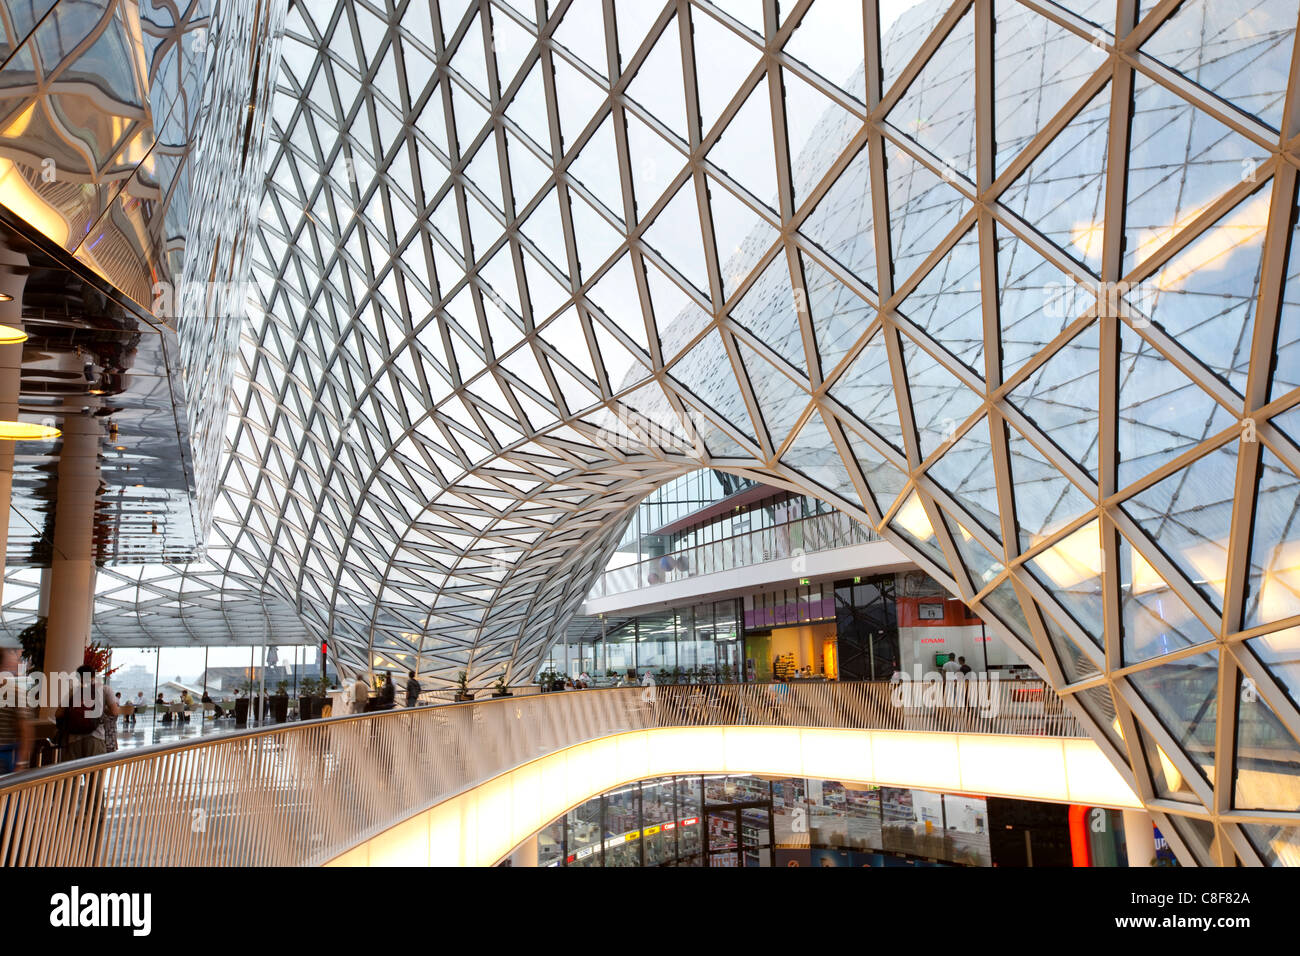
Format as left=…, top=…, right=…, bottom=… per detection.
left=352, top=673, right=371, bottom=714
left=59, top=666, right=115, bottom=762
left=405, top=670, right=421, bottom=707
left=378, top=672, right=396, bottom=710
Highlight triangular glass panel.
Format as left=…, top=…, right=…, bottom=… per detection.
left=783, top=410, right=859, bottom=504
left=591, top=317, right=649, bottom=393
left=993, top=1, right=1107, bottom=175
left=1123, top=439, right=1237, bottom=612
left=1243, top=447, right=1300, bottom=634
left=450, top=11, right=490, bottom=95
left=519, top=187, right=569, bottom=277
left=1026, top=519, right=1104, bottom=644
left=691, top=8, right=761, bottom=138
left=551, top=56, right=607, bottom=154
left=613, top=1, right=661, bottom=71
left=465, top=139, right=504, bottom=212
left=978, top=578, right=1033, bottom=645
left=1124, top=71, right=1269, bottom=274
left=898, top=225, right=983, bottom=375
left=784, top=67, right=860, bottom=211
left=567, top=189, right=624, bottom=280
left=569, top=113, right=625, bottom=218
left=587, top=254, right=649, bottom=351
left=503, top=129, right=552, bottom=210
left=730, top=255, right=805, bottom=372
left=999, top=84, right=1110, bottom=274
left=801, top=252, right=874, bottom=376
left=926, top=416, right=1002, bottom=543
left=1143, top=0, right=1294, bottom=133
left=520, top=244, right=571, bottom=320
left=707, top=78, right=778, bottom=211
left=626, top=14, right=688, bottom=143
left=784, top=0, right=866, bottom=101
left=1117, top=322, right=1237, bottom=490
left=681, top=403, right=752, bottom=459
left=1005, top=421, right=1094, bottom=554
left=553, top=0, right=608, bottom=77
left=829, top=330, right=904, bottom=453
left=1130, top=188, right=1269, bottom=397
left=944, top=513, right=1005, bottom=591
left=669, top=329, right=756, bottom=443
left=645, top=257, right=709, bottom=361
left=1040, top=608, right=1103, bottom=682
left=737, top=340, right=809, bottom=450
left=887, top=7, right=975, bottom=183
left=995, top=222, right=1079, bottom=379
left=505, top=60, right=552, bottom=153
left=846, top=428, right=908, bottom=515
left=889, top=491, right=949, bottom=571
left=1128, top=649, right=1220, bottom=790
left=709, top=178, right=779, bottom=301
left=879, top=0, right=949, bottom=99
left=900, top=333, right=983, bottom=461
left=1235, top=686, right=1300, bottom=811
left=1246, top=634, right=1300, bottom=716
left=800, top=145, right=877, bottom=294
left=885, top=141, right=971, bottom=287
left=624, top=109, right=687, bottom=222
left=643, top=179, right=711, bottom=295
left=1009, top=321, right=1099, bottom=479
left=448, top=81, right=490, bottom=157
left=489, top=6, right=535, bottom=90
left=1119, top=528, right=1216, bottom=665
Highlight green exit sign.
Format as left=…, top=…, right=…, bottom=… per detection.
left=799, top=577, right=811, bottom=586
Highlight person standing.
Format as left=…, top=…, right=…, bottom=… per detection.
left=352, top=673, right=371, bottom=714
left=378, top=672, right=396, bottom=710
left=405, top=670, right=421, bottom=707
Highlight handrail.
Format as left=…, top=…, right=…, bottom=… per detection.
left=590, top=509, right=879, bottom=598
left=0, top=679, right=1081, bottom=867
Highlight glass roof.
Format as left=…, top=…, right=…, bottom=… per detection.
left=3, top=0, right=1299, bottom=864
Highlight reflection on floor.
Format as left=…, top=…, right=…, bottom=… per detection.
left=111, top=715, right=282, bottom=750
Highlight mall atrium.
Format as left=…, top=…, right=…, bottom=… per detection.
left=0, top=0, right=1296, bottom=870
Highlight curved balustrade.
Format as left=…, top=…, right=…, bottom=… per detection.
left=0, top=680, right=1083, bottom=867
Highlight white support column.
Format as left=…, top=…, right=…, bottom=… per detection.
left=43, top=413, right=101, bottom=680
left=1122, top=809, right=1156, bottom=867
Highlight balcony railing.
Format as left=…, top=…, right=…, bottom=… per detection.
left=589, top=510, right=880, bottom=599
left=0, top=679, right=1080, bottom=867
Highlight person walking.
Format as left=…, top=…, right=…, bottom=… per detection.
left=405, top=670, right=421, bottom=707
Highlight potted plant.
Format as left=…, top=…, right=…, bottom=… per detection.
left=271, top=680, right=290, bottom=723
left=313, top=678, right=332, bottom=718
left=454, top=670, right=475, bottom=702
left=298, top=676, right=317, bottom=719
left=234, top=685, right=250, bottom=726
left=17, top=616, right=46, bottom=670
left=491, top=676, right=512, bottom=698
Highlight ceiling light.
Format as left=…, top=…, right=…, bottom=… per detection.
left=0, top=421, right=60, bottom=440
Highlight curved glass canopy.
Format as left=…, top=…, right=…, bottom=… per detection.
left=5, top=0, right=1300, bottom=864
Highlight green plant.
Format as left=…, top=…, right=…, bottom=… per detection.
left=275, top=679, right=289, bottom=696
left=18, top=617, right=46, bottom=669
left=298, top=676, right=317, bottom=696
left=456, top=670, right=469, bottom=692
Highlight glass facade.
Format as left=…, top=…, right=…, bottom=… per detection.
left=533, top=774, right=1004, bottom=868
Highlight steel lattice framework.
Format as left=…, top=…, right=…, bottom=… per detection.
left=4, top=0, right=1300, bottom=864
